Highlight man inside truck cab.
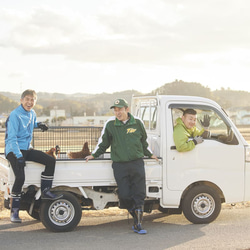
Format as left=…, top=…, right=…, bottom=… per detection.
left=173, top=109, right=211, bottom=152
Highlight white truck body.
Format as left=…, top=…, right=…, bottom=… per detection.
left=0, top=156, right=162, bottom=210
left=1, top=95, right=250, bottom=232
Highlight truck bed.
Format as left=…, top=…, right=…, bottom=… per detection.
left=0, top=155, right=162, bottom=190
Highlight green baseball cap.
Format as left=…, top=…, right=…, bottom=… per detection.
left=110, top=98, right=129, bottom=109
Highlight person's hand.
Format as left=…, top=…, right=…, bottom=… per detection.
left=38, top=122, right=49, bottom=132
left=16, top=157, right=26, bottom=169
left=85, top=155, right=94, bottom=162
left=150, top=154, right=159, bottom=161
left=193, top=136, right=204, bottom=145
left=199, top=115, right=210, bottom=129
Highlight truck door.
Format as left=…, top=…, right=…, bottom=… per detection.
left=165, top=103, right=245, bottom=204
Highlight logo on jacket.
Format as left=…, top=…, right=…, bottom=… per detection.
left=127, top=128, right=136, bottom=134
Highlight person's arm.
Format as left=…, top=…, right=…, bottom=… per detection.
left=6, top=114, right=23, bottom=158
left=37, top=122, right=49, bottom=131
left=173, top=125, right=198, bottom=152
left=85, top=154, right=94, bottom=162
left=138, top=120, right=156, bottom=158
left=33, top=111, right=48, bottom=132
left=199, top=114, right=211, bottom=138
left=87, top=121, right=112, bottom=161
left=150, top=154, right=159, bottom=161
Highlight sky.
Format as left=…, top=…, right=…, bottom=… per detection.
left=1, top=0, right=250, bottom=95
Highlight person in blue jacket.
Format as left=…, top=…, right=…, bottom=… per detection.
left=5, top=89, right=62, bottom=223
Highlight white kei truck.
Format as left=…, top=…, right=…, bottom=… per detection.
left=0, top=95, right=250, bottom=232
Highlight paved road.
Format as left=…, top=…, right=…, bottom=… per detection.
left=0, top=205, right=250, bottom=250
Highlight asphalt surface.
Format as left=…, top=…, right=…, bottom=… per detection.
left=0, top=204, right=250, bottom=250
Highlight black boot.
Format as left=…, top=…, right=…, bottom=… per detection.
left=132, top=207, right=147, bottom=234
left=10, top=193, right=22, bottom=223
left=41, top=175, right=63, bottom=200
left=128, top=207, right=137, bottom=227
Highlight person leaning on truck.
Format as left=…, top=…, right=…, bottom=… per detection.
left=85, top=98, right=158, bottom=234
left=5, top=89, right=63, bottom=223
left=173, top=109, right=210, bottom=152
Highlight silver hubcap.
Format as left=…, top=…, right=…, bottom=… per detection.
left=191, top=193, right=215, bottom=218
left=48, top=199, right=75, bottom=226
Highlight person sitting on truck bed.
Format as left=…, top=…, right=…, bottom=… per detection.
left=85, top=98, right=158, bottom=235
left=5, top=89, right=63, bottom=224
left=173, top=109, right=210, bottom=152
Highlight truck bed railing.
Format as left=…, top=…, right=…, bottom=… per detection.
left=0, top=126, right=103, bottom=158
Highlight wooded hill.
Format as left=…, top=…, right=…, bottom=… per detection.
left=1, top=80, right=250, bottom=116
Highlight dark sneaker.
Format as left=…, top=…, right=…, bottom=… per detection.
left=132, top=224, right=147, bottom=234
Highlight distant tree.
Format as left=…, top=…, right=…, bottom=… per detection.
left=0, top=94, right=18, bottom=114
left=51, top=116, right=66, bottom=126
left=2, top=83, right=250, bottom=116
left=213, top=89, right=250, bottom=109
left=33, top=104, right=43, bottom=116
left=151, top=80, right=212, bottom=99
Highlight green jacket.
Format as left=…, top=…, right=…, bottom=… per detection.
left=173, top=117, right=204, bottom=152
left=92, top=113, right=153, bottom=162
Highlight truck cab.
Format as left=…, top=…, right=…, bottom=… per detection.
left=131, top=95, right=250, bottom=223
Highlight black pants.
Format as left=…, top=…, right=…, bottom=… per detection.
left=112, top=158, right=146, bottom=210
left=6, top=149, right=56, bottom=194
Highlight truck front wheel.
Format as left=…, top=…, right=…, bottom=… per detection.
left=39, top=191, right=82, bottom=232
left=182, top=185, right=221, bottom=224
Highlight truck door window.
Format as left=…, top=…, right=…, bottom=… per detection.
left=172, top=107, right=238, bottom=145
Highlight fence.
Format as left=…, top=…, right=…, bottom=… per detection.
left=0, top=126, right=103, bottom=158
left=1, top=125, right=250, bottom=156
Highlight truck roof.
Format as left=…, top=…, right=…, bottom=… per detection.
left=132, top=95, right=222, bottom=109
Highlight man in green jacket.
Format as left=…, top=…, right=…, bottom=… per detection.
left=173, top=109, right=210, bottom=152
left=85, top=98, right=158, bottom=234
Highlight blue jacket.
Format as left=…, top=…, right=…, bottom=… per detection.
left=5, top=105, right=38, bottom=158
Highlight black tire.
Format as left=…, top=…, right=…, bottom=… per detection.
left=182, top=185, right=221, bottom=224
left=39, top=191, right=82, bottom=232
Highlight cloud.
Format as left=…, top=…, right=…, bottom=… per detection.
left=1, top=0, right=250, bottom=66
left=8, top=71, right=29, bottom=78
left=0, top=7, right=83, bottom=48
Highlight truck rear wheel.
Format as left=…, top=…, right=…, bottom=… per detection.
left=182, top=185, right=221, bottom=224
left=39, top=191, right=82, bottom=232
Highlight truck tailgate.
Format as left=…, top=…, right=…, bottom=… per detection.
left=7, top=158, right=162, bottom=189
left=0, top=155, right=9, bottom=191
